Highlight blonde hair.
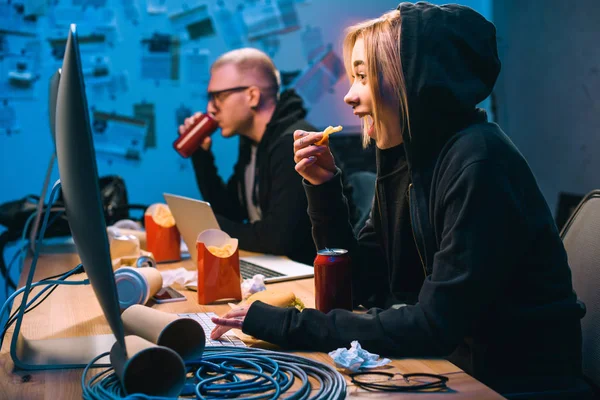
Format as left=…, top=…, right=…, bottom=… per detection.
left=343, top=10, right=410, bottom=147
left=212, top=48, right=281, bottom=103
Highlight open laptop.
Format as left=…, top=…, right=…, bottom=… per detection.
left=163, top=193, right=314, bottom=283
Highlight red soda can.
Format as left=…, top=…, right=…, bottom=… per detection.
left=314, top=248, right=352, bottom=314
left=173, top=113, right=219, bottom=158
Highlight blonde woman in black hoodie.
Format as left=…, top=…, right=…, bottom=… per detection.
left=212, top=3, right=586, bottom=397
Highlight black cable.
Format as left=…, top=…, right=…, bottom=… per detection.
left=1, top=209, right=66, bottom=294
left=3, top=284, right=60, bottom=334
left=2, top=264, right=85, bottom=341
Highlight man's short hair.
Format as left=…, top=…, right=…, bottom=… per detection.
left=212, top=48, right=281, bottom=102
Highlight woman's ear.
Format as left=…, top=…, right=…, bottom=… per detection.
left=248, top=86, right=261, bottom=110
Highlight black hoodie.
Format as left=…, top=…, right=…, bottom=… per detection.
left=242, top=2, right=584, bottom=393
left=190, top=90, right=316, bottom=264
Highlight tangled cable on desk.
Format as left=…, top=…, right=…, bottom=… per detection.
left=82, top=346, right=347, bottom=400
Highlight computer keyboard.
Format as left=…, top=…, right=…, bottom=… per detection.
left=177, top=312, right=247, bottom=347
left=239, top=259, right=285, bottom=280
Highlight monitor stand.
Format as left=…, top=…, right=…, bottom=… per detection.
left=10, top=180, right=116, bottom=370
left=28, top=153, right=75, bottom=255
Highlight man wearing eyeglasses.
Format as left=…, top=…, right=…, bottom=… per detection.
left=179, top=48, right=317, bottom=264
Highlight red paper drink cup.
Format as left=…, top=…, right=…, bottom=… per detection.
left=173, top=113, right=219, bottom=158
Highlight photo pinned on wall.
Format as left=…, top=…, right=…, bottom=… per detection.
left=169, top=3, right=215, bottom=41
left=211, top=1, right=246, bottom=50
left=241, top=0, right=300, bottom=41
left=0, top=1, right=38, bottom=37
left=133, top=101, right=156, bottom=149
left=91, top=109, right=148, bottom=165
left=0, top=100, right=20, bottom=136
left=0, top=40, right=41, bottom=99
left=140, top=33, right=180, bottom=83
left=293, top=45, right=344, bottom=105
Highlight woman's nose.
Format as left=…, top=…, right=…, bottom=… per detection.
left=344, top=89, right=359, bottom=107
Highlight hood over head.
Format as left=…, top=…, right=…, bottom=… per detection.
left=397, top=2, right=501, bottom=167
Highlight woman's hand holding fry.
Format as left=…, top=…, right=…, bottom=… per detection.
left=293, top=129, right=337, bottom=185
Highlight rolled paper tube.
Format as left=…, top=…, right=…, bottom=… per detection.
left=110, top=335, right=185, bottom=397
left=121, top=305, right=206, bottom=360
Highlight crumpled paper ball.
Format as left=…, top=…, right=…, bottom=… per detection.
left=328, top=341, right=391, bottom=372
left=241, top=274, right=266, bottom=299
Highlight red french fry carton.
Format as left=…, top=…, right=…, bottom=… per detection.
left=196, top=229, right=242, bottom=304
left=144, top=203, right=181, bottom=263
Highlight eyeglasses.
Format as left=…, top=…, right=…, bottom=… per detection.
left=206, top=86, right=250, bottom=105
left=349, top=372, right=449, bottom=392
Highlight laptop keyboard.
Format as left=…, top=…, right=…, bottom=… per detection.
left=178, top=312, right=247, bottom=347
left=239, top=259, right=285, bottom=280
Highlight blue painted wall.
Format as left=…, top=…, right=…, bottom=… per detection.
left=0, top=0, right=492, bottom=307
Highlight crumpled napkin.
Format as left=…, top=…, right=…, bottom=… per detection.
left=328, top=341, right=391, bottom=372
left=160, top=267, right=197, bottom=288
left=241, top=274, right=266, bottom=299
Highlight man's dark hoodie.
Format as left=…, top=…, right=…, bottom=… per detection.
left=241, top=2, right=585, bottom=393
left=190, top=90, right=315, bottom=264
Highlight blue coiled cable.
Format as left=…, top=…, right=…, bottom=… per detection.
left=82, top=346, right=347, bottom=400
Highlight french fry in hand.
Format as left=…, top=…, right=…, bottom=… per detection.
left=315, top=125, right=343, bottom=146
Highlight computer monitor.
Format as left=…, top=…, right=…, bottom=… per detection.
left=11, top=24, right=125, bottom=369
left=48, top=69, right=61, bottom=144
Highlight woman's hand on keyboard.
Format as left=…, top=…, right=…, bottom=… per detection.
left=210, top=306, right=249, bottom=339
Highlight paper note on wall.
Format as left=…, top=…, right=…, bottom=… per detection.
left=133, top=102, right=156, bottom=149
left=169, top=4, right=215, bottom=41
left=0, top=41, right=40, bottom=99
left=82, top=7, right=119, bottom=46
left=48, top=33, right=106, bottom=70
left=92, top=110, right=148, bottom=162
left=82, top=54, right=112, bottom=94
left=0, top=100, right=20, bottom=135
left=242, top=0, right=299, bottom=41
left=0, top=2, right=37, bottom=36
left=147, top=0, right=168, bottom=15
left=211, top=2, right=245, bottom=50
left=121, top=0, right=141, bottom=24
left=301, top=25, right=324, bottom=63
left=257, top=35, right=280, bottom=58
left=108, top=70, right=130, bottom=98
left=140, top=33, right=180, bottom=81
left=293, top=46, right=344, bottom=104
left=23, top=0, right=47, bottom=17
left=184, top=48, right=209, bottom=85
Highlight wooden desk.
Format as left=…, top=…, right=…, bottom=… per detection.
left=0, top=252, right=505, bottom=399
